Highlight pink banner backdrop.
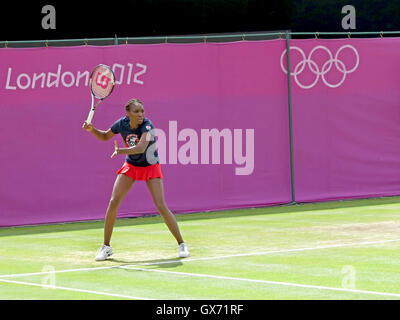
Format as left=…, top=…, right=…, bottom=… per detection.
left=1, top=38, right=400, bottom=227
left=0, top=40, right=292, bottom=227
left=284, top=38, right=400, bottom=202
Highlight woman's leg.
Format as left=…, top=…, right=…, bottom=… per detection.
left=146, top=178, right=184, bottom=244
left=104, top=174, right=135, bottom=246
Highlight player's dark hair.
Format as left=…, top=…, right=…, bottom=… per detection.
left=125, top=99, right=144, bottom=112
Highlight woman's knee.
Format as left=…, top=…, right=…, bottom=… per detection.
left=154, top=199, right=168, bottom=213
left=108, top=197, right=123, bottom=209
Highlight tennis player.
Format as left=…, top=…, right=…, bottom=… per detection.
left=82, top=98, right=189, bottom=261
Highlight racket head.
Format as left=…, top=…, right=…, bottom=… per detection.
left=89, top=64, right=116, bottom=99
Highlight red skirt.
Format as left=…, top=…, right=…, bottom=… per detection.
left=116, top=162, right=163, bottom=181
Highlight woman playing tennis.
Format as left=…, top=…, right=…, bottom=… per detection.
left=82, top=98, right=189, bottom=261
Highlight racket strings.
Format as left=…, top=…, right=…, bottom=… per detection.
left=90, top=66, right=115, bottom=99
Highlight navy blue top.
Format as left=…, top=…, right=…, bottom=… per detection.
left=110, top=117, right=159, bottom=167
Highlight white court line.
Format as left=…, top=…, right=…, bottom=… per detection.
left=1, top=238, right=400, bottom=279
left=137, top=238, right=400, bottom=266
left=0, top=278, right=152, bottom=300
left=120, top=266, right=400, bottom=299
left=0, top=265, right=122, bottom=279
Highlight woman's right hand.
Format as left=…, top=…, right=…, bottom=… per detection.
left=82, top=121, right=94, bottom=132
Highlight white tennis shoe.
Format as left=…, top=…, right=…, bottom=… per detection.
left=178, top=243, right=190, bottom=258
left=95, top=244, right=113, bottom=261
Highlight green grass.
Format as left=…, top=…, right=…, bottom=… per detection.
left=1, top=196, right=400, bottom=299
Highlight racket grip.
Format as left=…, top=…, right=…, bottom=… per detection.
left=86, top=108, right=95, bottom=124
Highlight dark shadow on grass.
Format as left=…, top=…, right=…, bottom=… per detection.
left=106, top=257, right=184, bottom=269
left=1, top=195, right=399, bottom=237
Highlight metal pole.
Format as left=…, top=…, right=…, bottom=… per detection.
left=290, top=31, right=400, bottom=36
left=285, top=31, right=296, bottom=204
left=2, top=31, right=400, bottom=46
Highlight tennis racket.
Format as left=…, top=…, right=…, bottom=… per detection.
left=86, top=64, right=116, bottom=124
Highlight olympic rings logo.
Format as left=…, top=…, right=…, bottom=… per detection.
left=280, top=45, right=359, bottom=89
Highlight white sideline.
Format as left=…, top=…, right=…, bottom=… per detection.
left=137, top=238, right=400, bottom=266
left=1, top=238, right=399, bottom=279
left=1, top=238, right=400, bottom=299
left=0, top=278, right=153, bottom=300
left=120, top=266, right=400, bottom=299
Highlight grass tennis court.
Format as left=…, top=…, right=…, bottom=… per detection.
left=1, top=196, right=400, bottom=300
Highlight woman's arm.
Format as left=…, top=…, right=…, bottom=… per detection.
left=111, top=132, right=151, bottom=158
left=82, top=122, right=115, bottom=141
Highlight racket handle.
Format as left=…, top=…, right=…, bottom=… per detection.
left=86, top=108, right=95, bottom=124
left=86, top=93, right=95, bottom=124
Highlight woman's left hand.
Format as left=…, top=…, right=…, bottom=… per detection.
left=111, top=140, right=119, bottom=158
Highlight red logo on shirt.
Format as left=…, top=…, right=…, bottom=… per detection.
left=126, top=134, right=139, bottom=147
